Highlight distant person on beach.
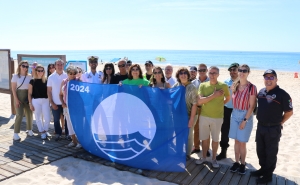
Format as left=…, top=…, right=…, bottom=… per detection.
left=164, top=64, right=176, bottom=87
left=195, top=66, right=230, bottom=168
left=47, top=63, right=55, bottom=78
left=191, top=64, right=210, bottom=156
left=11, top=60, right=33, bottom=140
left=126, top=60, right=132, bottom=73
left=28, top=64, right=51, bottom=140
left=112, top=59, right=128, bottom=84
left=144, top=60, right=154, bottom=80
left=173, top=67, right=198, bottom=159
left=60, top=66, right=82, bottom=149
left=102, top=63, right=116, bottom=84
left=81, top=56, right=103, bottom=84
left=149, top=66, right=170, bottom=89
left=121, top=64, right=149, bottom=86
left=189, top=66, right=197, bottom=81
left=47, top=59, right=68, bottom=141
left=216, top=63, right=239, bottom=161
left=251, top=69, right=293, bottom=184
left=228, top=64, right=257, bottom=175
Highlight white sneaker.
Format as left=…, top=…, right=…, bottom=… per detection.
left=46, top=132, right=51, bottom=137
left=65, top=142, right=76, bottom=148
left=27, top=130, right=34, bottom=136
left=212, top=159, right=220, bottom=168
left=75, top=143, right=82, bottom=149
left=195, top=158, right=206, bottom=165
left=13, top=133, right=21, bottom=141
left=41, top=133, right=47, bottom=140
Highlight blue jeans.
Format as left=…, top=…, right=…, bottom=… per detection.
left=52, top=105, right=69, bottom=136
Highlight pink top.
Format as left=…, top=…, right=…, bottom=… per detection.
left=232, top=83, right=257, bottom=110
left=62, top=78, right=80, bottom=104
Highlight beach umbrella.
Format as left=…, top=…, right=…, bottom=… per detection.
left=155, top=56, right=166, bottom=62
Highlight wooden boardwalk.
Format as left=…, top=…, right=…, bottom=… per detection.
left=0, top=117, right=299, bottom=185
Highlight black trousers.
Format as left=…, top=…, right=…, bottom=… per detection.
left=256, top=124, right=281, bottom=177
left=219, top=106, right=233, bottom=149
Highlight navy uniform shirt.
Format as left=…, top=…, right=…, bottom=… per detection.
left=256, top=85, right=293, bottom=125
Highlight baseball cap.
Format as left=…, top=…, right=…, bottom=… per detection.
left=145, top=60, right=153, bottom=65
left=228, top=63, right=239, bottom=70
left=189, top=66, right=197, bottom=71
left=263, top=69, right=277, bottom=77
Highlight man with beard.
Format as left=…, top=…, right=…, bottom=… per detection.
left=81, top=56, right=103, bottom=84
left=189, top=66, right=197, bottom=81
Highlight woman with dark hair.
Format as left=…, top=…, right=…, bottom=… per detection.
left=47, top=63, right=55, bottom=78
left=228, top=64, right=257, bottom=175
left=122, top=64, right=149, bottom=86
left=102, top=63, right=116, bottom=84
left=173, top=67, right=198, bottom=159
left=11, top=60, right=33, bottom=140
left=149, top=67, right=171, bottom=89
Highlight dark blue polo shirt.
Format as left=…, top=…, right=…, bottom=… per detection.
left=256, top=85, right=293, bottom=125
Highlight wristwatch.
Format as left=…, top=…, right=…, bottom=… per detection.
left=243, top=118, right=248, bottom=122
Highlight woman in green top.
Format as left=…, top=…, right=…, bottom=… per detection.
left=122, top=64, right=149, bottom=86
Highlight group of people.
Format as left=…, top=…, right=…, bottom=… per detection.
left=11, top=56, right=293, bottom=184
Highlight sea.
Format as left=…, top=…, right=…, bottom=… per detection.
left=10, top=50, right=300, bottom=72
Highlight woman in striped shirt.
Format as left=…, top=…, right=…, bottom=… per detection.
left=228, top=64, right=257, bottom=175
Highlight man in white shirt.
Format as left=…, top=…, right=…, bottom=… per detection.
left=164, top=64, right=176, bottom=87
left=47, top=59, right=68, bottom=141
left=81, top=56, right=103, bottom=84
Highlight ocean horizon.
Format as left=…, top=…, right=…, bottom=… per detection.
left=11, top=50, right=300, bottom=72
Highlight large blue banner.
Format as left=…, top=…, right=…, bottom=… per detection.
left=68, top=81, right=189, bottom=172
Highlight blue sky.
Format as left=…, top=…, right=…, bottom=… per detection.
left=1, top=0, right=299, bottom=52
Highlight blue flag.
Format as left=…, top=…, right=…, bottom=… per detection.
left=68, top=81, right=189, bottom=172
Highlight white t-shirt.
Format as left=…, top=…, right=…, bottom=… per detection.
left=166, top=77, right=176, bottom=87
left=81, top=71, right=103, bottom=84
left=11, top=74, right=32, bottom=90
left=47, top=71, right=67, bottom=105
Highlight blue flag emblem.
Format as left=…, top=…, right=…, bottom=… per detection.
left=68, top=81, right=189, bottom=172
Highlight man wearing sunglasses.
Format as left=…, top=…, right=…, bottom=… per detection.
left=216, top=63, right=239, bottom=161
left=112, top=59, right=128, bottom=84
left=252, top=69, right=293, bottom=184
left=81, top=56, right=103, bottom=84
left=189, top=66, right=197, bottom=81
left=144, top=60, right=153, bottom=80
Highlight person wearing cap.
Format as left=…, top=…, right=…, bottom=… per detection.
left=30, top=62, right=38, bottom=75
left=144, top=60, right=153, bottom=80
left=251, top=69, right=293, bottom=184
left=111, top=59, right=128, bottom=84
left=216, top=62, right=239, bottom=161
left=81, top=56, right=103, bottom=84
left=189, top=66, right=197, bottom=81
left=165, top=64, right=176, bottom=87
left=126, top=60, right=132, bottom=73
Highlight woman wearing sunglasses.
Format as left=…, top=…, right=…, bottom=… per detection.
left=173, top=67, right=198, bottom=159
left=59, top=66, right=82, bottom=149
left=121, top=64, right=149, bottom=86
left=11, top=61, right=33, bottom=140
left=47, top=63, right=55, bottom=78
left=149, top=67, right=171, bottom=89
left=228, top=64, right=257, bottom=175
left=28, top=65, right=51, bottom=140
left=102, top=63, right=116, bottom=84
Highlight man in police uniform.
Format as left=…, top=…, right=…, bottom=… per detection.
left=81, top=56, right=103, bottom=84
left=251, top=69, right=293, bottom=184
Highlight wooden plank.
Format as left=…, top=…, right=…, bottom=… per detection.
left=0, top=168, right=15, bottom=177
left=285, top=177, right=296, bottom=185
left=228, top=172, right=242, bottom=185
left=156, top=171, right=172, bottom=181
left=186, top=163, right=210, bottom=185
left=267, top=174, right=277, bottom=185
left=248, top=175, right=259, bottom=185
left=39, top=151, right=63, bottom=161
left=277, top=175, right=286, bottom=185
left=0, top=155, right=13, bottom=163
left=171, top=159, right=200, bottom=184
left=6, top=162, right=30, bottom=171
left=0, top=174, right=7, bottom=181
left=209, top=165, right=229, bottom=185
left=0, top=150, right=41, bottom=166
left=25, top=155, right=50, bottom=164
left=0, top=164, right=23, bottom=174
left=14, top=160, right=37, bottom=169
left=218, top=164, right=235, bottom=185
left=237, top=170, right=251, bottom=185
left=164, top=158, right=194, bottom=181
left=198, top=163, right=220, bottom=185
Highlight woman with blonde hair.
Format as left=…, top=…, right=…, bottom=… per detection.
left=228, top=64, right=257, bottom=175
left=28, top=64, right=51, bottom=140
left=11, top=60, right=33, bottom=140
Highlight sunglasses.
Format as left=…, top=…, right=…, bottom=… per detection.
left=131, top=68, right=139, bottom=71
left=264, top=76, right=275, bottom=80
left=36, top=70, right=44, bottom=72
left=179, top=71, right=188, bottom=75
left=153, top=71, right=162, bottom=75
left=105, top=67, right=112, bottom=70
left=90, top=61, right=98, bottom=64
left=78, top=71, right=82, bottom=73
left=118, top=64, right=126, bottom=68
left=126, top=64, right=132, bottom=66
left=228, top=68, right=237, bottom=72
left=198, top=69, right=206, bottom=72
left=21, top=64, right=29, bottom=69
left=238, top=69, right=249, bottom=73
left=209, top=72, right=218, bottom=76
left=68, top=72, right=77, bottom=75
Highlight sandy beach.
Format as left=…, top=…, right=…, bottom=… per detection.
left=0, top=63, right=299, bottom=184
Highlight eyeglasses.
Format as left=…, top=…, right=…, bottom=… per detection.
left=264, top=76, right=275, bottom=80
left=179, top=71, right=188, bottom=75
left=37, top=70, right=44, bottom=72
left=131, top=68, right=139, bottom=71
left=21, top=65, right=29, bottom=69
left=238, top=69, right=249, bottom=73
left=118, top=64, right=126, bottom=68
left=153, top=71, right=162, bottom=75
left=228, top=68, right=237, bottom=72
left=90, top=61, right=98, bottom=64
left=68, top=72, right=77, bottom=75
left=209, top=72, right=218, bottom=76
left=105, top=67, right=112, bottom=70
left=198, top=69, right=206, bottom=72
